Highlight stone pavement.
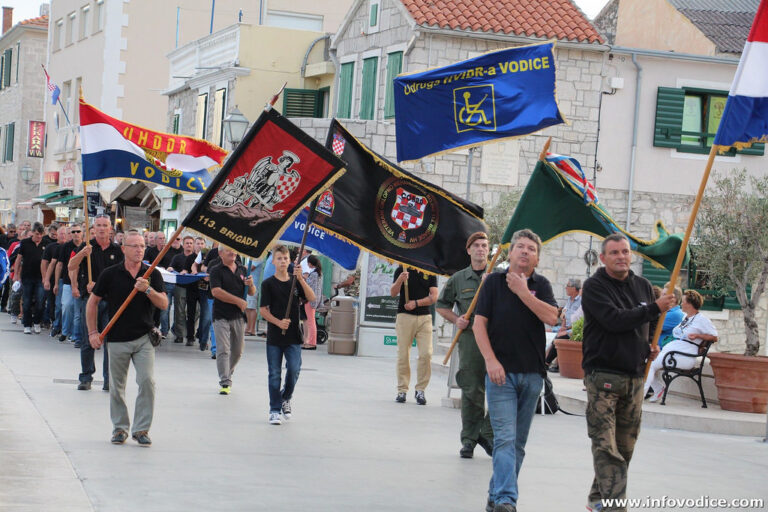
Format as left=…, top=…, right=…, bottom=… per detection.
left=1, top=318, right=767, bottom=511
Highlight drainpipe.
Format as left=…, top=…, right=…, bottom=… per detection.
left=625, top=52, right=642, bottom=231
left=300, top=35, right=330, bottom=88
left=329, top=47, right=340, bottom=117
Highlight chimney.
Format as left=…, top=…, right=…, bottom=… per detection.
left=2, top=7, right=12, bottom=35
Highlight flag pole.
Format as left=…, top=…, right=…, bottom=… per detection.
left=442, top=136, right=553, bottom=365
left=98, top=224, right=186, bottom=342
left=644, top=145, right=717, bottom=379
left=281, top=199, right=317, bottom=334
left=82, top=183, right=93, bottom=284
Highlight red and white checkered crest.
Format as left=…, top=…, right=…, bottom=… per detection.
left=391, top=187, right=427, bottom=231
left=276, top=172, right=301, bottom=203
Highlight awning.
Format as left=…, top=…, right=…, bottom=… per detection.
left=47, top=194, right=84, bottom=206
left=32, top=190, right=71, bottom=205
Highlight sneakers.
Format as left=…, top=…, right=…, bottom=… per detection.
left=23, top=327, right=31, bottom=334
left=477, top=435, right=494, bottom=457
left=132, top=431, right=152, bottom=447
left=493, top=503, right=516, bottom=512
left=281, top=400, right=292, bottom=419
left=10, top=316, right=17, bottom=324
left=644, top=387, right=654, bottom=399
left=58, top=334, right=67, bottom=342
left=415, top=390, right=427, bottom=405
left=219, top=386, right=231, bottom=395
left=460, top=442, right=474, bottom=459
left=395, top=392, right=406, bottom=403
left=269, top=411, right=282, bottom=425
left=586, top=501, right=604, bottom=511
left=33, top=324, right=41, bottom=334
left=111, top=430, right=129, bottom=444
left=486, top=498, right=495, bottom=512
left=77, top=381, right=91, bottom=391
left=649, top=387, right=665, bottom=403
left=185, top=339, right=195, bottom=346
left=211, top=354, right=216, bottom=359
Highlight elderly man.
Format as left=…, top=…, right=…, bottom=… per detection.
left=473, top=229, right=559, bottom=512
left=581, top=233, right=674, bottom=511
left=87, top=230, right=167, bottom=447
left=546, top=278, right=582, bottom=372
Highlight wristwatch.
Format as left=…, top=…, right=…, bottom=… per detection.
left=145, top=286, right=153, bottom=296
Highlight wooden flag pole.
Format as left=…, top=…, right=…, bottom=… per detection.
left=644, top=145, right=718, bottom=379
left=441, top=137, right=553, bottom=365
left=82, top=183, right=93, bottom=284
left=404, top=275, right=410, bottom=303
left=98, top=224, right=185, bottom=341
left=282, top=200, right=318, bottom=334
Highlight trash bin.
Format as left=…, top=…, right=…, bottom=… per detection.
left=328, top=296, right=357, bottom=355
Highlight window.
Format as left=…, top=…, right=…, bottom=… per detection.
left=79, top=5, right=90, bottom=39
left=283, top=89, right=323, bottom=118
left=54, top=19, right=64, bottom=51
left=172, top=113, right=180, bottom=134
left=3, top=123, right=14, bottom=162
left=654, top=86, right=764, bottom=156
left=368, top=0, right=380, bottom=32
left=1, top=48, right=11, bottom=88
left=337, top=62, right=354, bottom=118
left=62, top=80, right=72, bottom=123
left=73, top=77, right=82, bottom=124
left=95, top=0, right=105, bottom=32
left=195, top=93, right=208, bottom=140
left=212, top=88, right=227, bottom=146
left=384, top=51, right=402, bottom=119
left=66, top=12, right=76, bottom=46
left=359, top=56, right=378, bottom=120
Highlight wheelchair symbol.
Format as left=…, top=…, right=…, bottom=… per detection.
left=453, top=85, right=496, bottom=133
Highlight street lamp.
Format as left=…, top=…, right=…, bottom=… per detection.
left=223, top=107, right=249, bottom=148
left=20, top=163, right=33, bottom=183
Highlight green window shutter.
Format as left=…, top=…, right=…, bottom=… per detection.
left=654, top=87, right=685, bottom=148
left=0, top=54, right=4, bottom=90
left=172, top=114, right=180, bottom=134
left=359, top=56, right=378, bottom=120
left=337, top=62, right=354, bottom=118
left=384, top=51, right=402, bottom=119
left=2, top=49, right=11, bottom=87
left=737, top=142, right=765, bottom=156
left=5, top=122, right=14, bottom=162
left=370, top=3, right=378, bottom=26
left=283, top=89, right=320, bottom=118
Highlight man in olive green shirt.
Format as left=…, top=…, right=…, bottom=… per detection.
left=436, top=231, right=494, bottom=459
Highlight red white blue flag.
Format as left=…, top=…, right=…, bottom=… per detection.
left=545, top=153, right=598, bottom=204
left=43, top=66, right=60, bottom=106
left=713, top=0, right=768, bottom=152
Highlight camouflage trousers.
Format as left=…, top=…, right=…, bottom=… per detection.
left=584, top=371, right=644, bottom=512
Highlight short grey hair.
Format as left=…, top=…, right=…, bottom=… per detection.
left=601, top=233, right=629, bottom=254
left=566, top=278, right=582, bottom=290
left=511, top=229, right=542, bottom=256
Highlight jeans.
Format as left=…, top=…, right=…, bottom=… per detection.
left=79, top=297, right=110, bottom=384
left=21, top=279, right=44, bottom=327
left=486, top=372, right=543, bottom=506
left=187, top=287, right=211, bottom=347
left=266, top=344, right=302, bottom=413
left=208, top=298, right=216, bottom=355
left=160, top=283, right=174, bottom=336
left=60, top=284, right=74, bottom=338
left=52, top=279, right=64, bottom=332
left=72, top=295, right=84, bottom=343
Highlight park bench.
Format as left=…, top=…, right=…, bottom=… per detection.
left=660, top=339, right=715, bottom=408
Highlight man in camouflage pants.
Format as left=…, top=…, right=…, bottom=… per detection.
left=581, top=234, right=674, bottom=511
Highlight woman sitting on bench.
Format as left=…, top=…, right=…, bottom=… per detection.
left=643, top=289, right=718, bottom=403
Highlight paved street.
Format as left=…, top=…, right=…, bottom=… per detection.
left=1, top=317, right=767, bottom=511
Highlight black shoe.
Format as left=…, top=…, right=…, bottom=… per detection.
left=173, top=337, right=183, bottom=343
left=77, top=381, right=91, bottom=391
left=645, top=387, right=654, bottom=400
left=477, top=435, right=493, bottom=457
left=460, top=442, right=474, bottom=459
left=415, top=390, right=427, bottom=405
left=547, top=365, right=559, bottom=373
left=493, top=503, right=516, bottom=512
left=102, top=381, right=109, bottom=391
left=50, top=328, right=60, bottom=337
left=58, top=334, right=67, bottom=342
left=199, top=343, right=208, bottom=351
left=185, top=339, right=195, bottom=346
left=211, top=354, right=216, bottom=359
left=486, top=498, right=495, bottom=512
left=132, top=431, right=152, bottom=447
left=395, top=392, right=406, bottom=403
left=111, top=430, right=128, bottom=444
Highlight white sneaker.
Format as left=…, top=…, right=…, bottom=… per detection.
left=649, top=387, right=665, bottom=403
left=10, top=316, right=17, bottom=324
left=269, top=411, right=282, bottom=425
left=33, top=324, right=41, bottom=334
left=281, top=400, right=292, bottom=419
left=23, top=327, right=31, bottom=334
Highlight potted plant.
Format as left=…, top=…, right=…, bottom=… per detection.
left=694, top=170, right=768, bottom=413
left=554, top=317, right=584, bottom=379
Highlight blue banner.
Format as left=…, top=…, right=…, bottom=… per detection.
left=280, top=208, right=360, bottom=270
left=393, top=41, right=564, bottom=162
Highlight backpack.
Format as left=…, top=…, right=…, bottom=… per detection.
left=535, top=375, right=560, bottom=414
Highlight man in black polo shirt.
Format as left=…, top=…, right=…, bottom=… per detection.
left=87, top=230, right=167, bottom=447
left=473, top=229, right=559, bottom=512
left=60, top=223, right=84, bottom=344
left=390, top=266, right=438, bottom=405
left=69, top=215, right=123, bottom=390
left=210, top=245, right=255, bottom=394
left=13, top=222, right=47, bottom=334
left=168, top=235, right=195, bottom=343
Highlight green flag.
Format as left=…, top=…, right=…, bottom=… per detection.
left=501, top=158, right=688, bottom=271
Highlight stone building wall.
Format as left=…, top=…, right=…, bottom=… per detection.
left=593, top=0, right=619, bottom=45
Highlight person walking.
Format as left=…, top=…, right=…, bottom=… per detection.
left=581, top=233, right=675, bottom=512
left=87, top=230, right=167, bottom=447
left=436, top=231, right=494, bottom=459
left=472, top=229, right=559, bottom=512
left=14, top=222, right=47, bottom=334
left=209, top=246, right=255, bottom=394
left=301, top=255, right=323, bottom=350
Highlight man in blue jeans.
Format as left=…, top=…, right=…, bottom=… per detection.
left=13, top=222, right=47, bottom=334
left=473, top=229, right=558, bottom=512
left=259, top=245, right=315, bottom=425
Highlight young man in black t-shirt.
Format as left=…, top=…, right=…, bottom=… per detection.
left=390, top=266, right=438, bottom=405
left=259, top=245, right=315, bottom=425
left=168, top=236, right=195, bottom=343
left=13, top=222, right=47, bottom=334
left=57, top=224, right=83, bottom=343
left=210, top=246, right=255, bottom=394
left=473, top=229, right=559, bottom=512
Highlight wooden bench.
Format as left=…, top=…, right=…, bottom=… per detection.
left=660, top=339, right=715, bottom=408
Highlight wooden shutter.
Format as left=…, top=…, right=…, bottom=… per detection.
left=384, top=52, right=403, bottom=119
left=359, top=56, right=378, bottom=120
left=653, top=87, right=685, bottom=148
left=337, top=62, right=354, bottom=118
left=283, top=89, right=320, bottom=118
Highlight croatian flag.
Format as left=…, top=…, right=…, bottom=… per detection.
left=713, top=0, right=768, bottom=152
left=546, top=153, right=598, bottom=204
left=43, top=66, right=60, bottom=106
left=79, top=97, right=228, bottom=193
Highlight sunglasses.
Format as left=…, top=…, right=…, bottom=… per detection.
left=70, top=230, right=82, bottom=233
